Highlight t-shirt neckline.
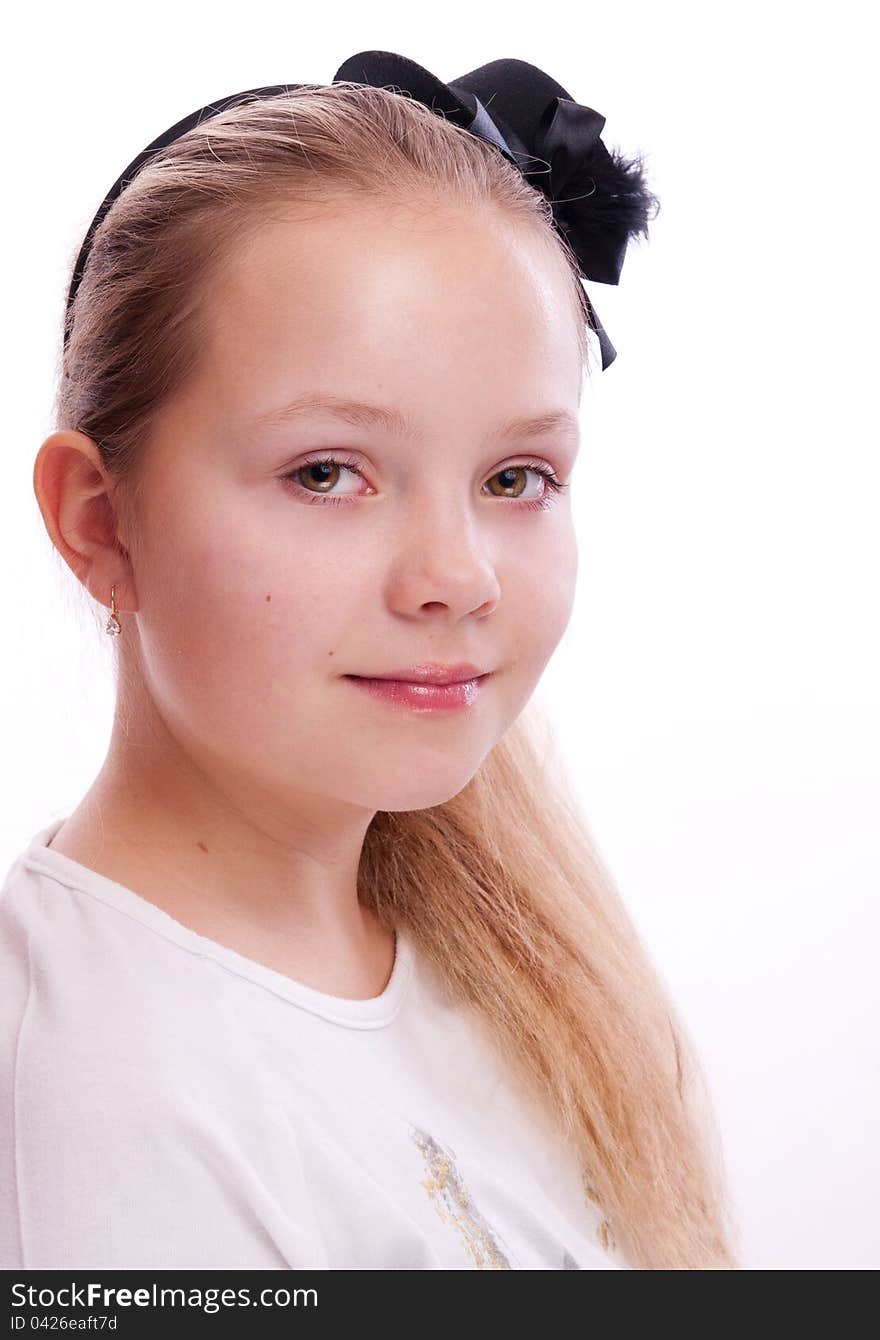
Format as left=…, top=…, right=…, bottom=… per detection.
left=21, top=816, right=414, bottom=1030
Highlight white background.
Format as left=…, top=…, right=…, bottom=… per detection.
left=2, top=2, right=877, bottom=1269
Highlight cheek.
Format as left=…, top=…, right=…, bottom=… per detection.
left=133, top=490, right=371, bottom=725
left=505, top=519, right=578, bottom=669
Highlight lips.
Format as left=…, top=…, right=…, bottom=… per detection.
left=346, top=663, right=486, bottom=687
left=344, top=670, right=489, bottom=712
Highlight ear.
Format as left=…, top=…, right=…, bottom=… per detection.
left=32, top=430, right=138, bottom=616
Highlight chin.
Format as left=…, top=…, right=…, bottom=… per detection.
left=359, top=767, right=483, bottom=814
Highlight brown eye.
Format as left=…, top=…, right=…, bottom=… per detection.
left=487, top=466, right=528, bottom=498
left=297, top=461, right=341, bottom=493
left=279, top=454, right=368, bottom=507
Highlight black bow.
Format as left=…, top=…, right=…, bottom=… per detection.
left=335, top=52, right=659, bottom=369
left=66, top=54, right=657, bottom=368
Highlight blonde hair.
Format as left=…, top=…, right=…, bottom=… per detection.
left=54, top=83, right=740, bottom=1269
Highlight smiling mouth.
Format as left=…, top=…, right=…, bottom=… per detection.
left=344, top=663, right=489, bottom=687
left=342, top=672, right=490, bottom=712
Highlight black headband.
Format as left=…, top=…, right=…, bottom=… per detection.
left=65, top=50, right=658, bottom=369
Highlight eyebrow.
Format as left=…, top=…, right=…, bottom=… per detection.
left=251, top=393, right=580, bottom=443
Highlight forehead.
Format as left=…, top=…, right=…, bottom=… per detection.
left=197, top=204, right=584, bottom=424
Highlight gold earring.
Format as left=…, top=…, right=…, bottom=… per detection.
left=105, top=584, right=121, bottom=637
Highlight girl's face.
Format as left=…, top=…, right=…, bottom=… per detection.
left=129, top=203, right=583, bottom=813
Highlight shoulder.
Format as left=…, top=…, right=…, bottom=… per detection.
left=0, top=850, right=213, bottom=1126
left=0, top=851, right=324, bottom=1269
left=1, top=845, right=220, bottom=1048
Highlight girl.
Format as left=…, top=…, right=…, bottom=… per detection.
left=0, top=53, right=740, bottom=1270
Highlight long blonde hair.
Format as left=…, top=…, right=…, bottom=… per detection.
left=54, top=83, right=740, bottom=1268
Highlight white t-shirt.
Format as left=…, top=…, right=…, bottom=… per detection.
left=0, top=817, right=628, bottom=1271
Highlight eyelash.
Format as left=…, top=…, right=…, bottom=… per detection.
left=279, top=454, right=570, bottom=511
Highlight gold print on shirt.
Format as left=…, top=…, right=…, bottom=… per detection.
left=582, top=1167, right=618, bottom=1256
left=410, top=1126, right=514, bottom=1269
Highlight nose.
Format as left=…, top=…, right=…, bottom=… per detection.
left=385, top=506, right=501, bottom=622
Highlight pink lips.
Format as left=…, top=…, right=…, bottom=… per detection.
left=353, top=663, right=486, bottom=686
left=344, top=664, right=491, bottom=712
